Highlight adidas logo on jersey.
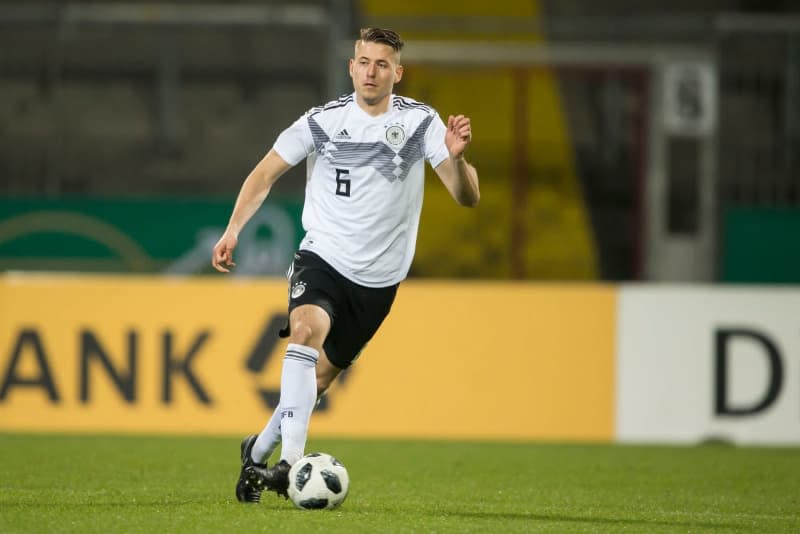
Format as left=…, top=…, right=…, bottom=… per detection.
left=334, top=128, right=351, bottom=140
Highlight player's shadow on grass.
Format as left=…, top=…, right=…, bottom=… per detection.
left=435, top=510, right=739, bottom=530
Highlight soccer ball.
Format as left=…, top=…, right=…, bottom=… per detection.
left=287, top=452, right=350, bottom=510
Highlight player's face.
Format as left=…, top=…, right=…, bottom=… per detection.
left=349, top=41, right=403, bottom=108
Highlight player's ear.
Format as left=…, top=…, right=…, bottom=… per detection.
left=349, top=58, right=355, bottom=77
left=394, top=64, right=404, bottom=83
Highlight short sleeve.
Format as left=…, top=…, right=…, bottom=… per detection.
left=273, top=114, right=315, bottom=166
left=424, top=112, right=450, bottom=169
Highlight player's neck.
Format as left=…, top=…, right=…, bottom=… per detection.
left=356, top=94, right=392, bottom=117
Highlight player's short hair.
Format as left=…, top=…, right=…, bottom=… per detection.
left=358, top=28, right=404, bottom=53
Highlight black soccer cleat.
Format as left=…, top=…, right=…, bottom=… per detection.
left=245, top=459, right=291, bottom=500
left=235, top=435, right=267, bottom=503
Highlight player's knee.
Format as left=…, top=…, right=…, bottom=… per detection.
left=288, top=321, right=315, bottom=346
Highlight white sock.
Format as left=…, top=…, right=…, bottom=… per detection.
left=278, top=343, right=318, bottom=465
left=253, top=393, right=329, bottom=464
left=252, top=407, right=282, bottom=464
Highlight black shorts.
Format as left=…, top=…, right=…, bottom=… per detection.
left=278, top=250, right=398, bottom=369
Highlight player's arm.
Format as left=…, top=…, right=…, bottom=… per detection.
left=434, top=114, right=480, bottom=207
left=211, top=149, right=292, bottom=272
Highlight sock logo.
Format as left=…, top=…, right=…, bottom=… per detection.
left=281, top=410, right=293, bottom=419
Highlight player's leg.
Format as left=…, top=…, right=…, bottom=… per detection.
left=238, top=251, right=337, bottom=502
left=278, top=303, right=330, bottom=465
left=251, top=348, right=339, bottom=464
left=250, top=408, right=281, bottom=467
left=253, top=252, right=333, bottom=452
left=245, top=251, right=395, bottom=500
left=244, top=303, right=332, bottom=499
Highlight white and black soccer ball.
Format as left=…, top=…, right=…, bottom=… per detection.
left=287, top=452, right=350, bottom=510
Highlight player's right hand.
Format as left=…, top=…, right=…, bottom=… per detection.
left=211, top=232, right=238, bottom=273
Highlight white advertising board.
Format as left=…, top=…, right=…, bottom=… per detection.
left=616, top=285, right=800, bottom=445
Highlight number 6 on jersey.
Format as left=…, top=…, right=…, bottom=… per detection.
left=335, top=168, right=351, bottom=197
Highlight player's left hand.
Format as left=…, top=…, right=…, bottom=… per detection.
left=445, top=115, right=472, bottom=159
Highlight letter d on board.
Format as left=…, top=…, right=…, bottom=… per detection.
left=714, top=328, right=783, bottom=416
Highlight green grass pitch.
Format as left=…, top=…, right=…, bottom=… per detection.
left=1, top=433, right=798, bottom=533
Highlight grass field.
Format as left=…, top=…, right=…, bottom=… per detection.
left=1, top=433, right=798, bottom=533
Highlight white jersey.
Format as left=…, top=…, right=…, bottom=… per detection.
left=273, top=93, right=450, bottom=287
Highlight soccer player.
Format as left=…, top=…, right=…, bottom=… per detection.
left=212, top=27, right=480, bottom=503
